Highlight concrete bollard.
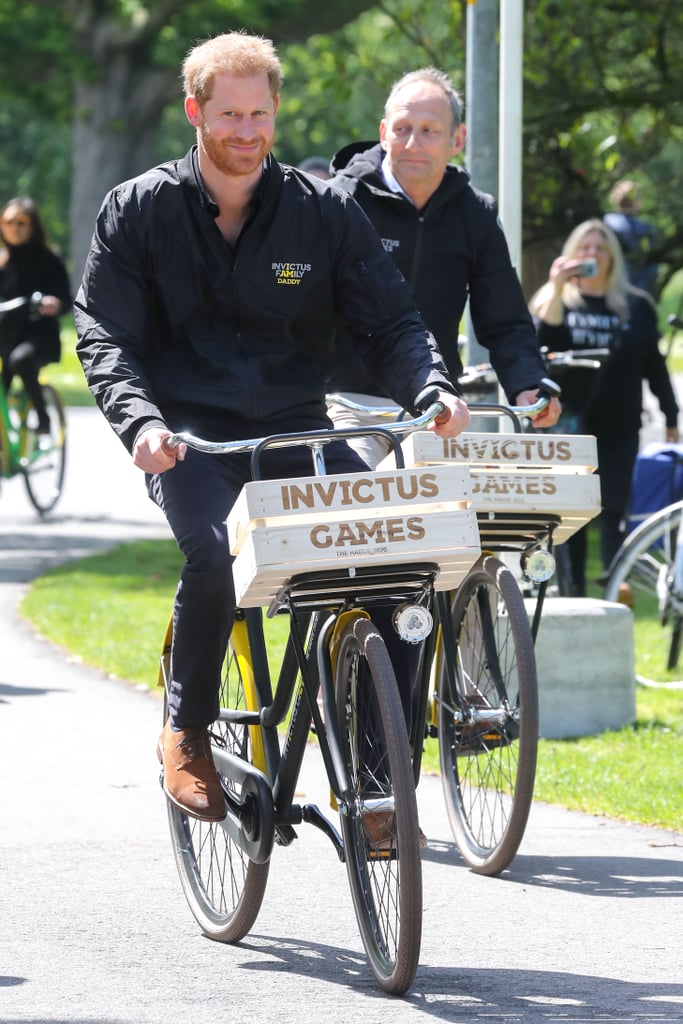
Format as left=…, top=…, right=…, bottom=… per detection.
left=526, top=597, right=636, bottom=739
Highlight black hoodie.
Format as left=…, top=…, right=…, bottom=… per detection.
left=328, top=141, right=549, bottom=401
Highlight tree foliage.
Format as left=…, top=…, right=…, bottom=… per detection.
left=523, top=0, right=683, bottom=294
left=0, top=0, right=681, bottom=301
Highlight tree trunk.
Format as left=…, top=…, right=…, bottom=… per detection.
left=69, top=56, right=175, bottom=288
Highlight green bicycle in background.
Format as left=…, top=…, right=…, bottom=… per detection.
left=0, top=293, right=67, bottom=514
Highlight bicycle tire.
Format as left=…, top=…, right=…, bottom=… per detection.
left=604, top=501, right=683, bottom=687
left=21, top=384, right=66, bottom=515
left=161, top=619, right=270, bottom=942
left=437, top=555, right=538, bottom=875
left=334, top=615, right=422, bottom=995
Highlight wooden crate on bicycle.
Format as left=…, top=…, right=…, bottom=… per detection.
left=379, top=431, right=601, bottom=544
left=227, top=465, right=481, bottom=607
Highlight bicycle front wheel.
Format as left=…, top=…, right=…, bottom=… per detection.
left=334, top=615, right=422, bottom=995
left=437, top=555, right=538, bottom=875
left=604, top=502, right=683, bottom=687
left=161, top=618, right=270, bottom=942
left=21, top=384, right=66, bottom=515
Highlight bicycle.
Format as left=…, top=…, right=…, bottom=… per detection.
left=327, top=381, right=602, bottom=876
left=158, top=400, right=483, bottom=994
left=604, top=497, right=683, bottom=688
left=0, top=292, right=67, bottom=514
left=599, top=315, right=682, bottom=686
left=156, top=384, right=580, bottom=993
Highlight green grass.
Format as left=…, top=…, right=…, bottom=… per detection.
left=20, top=536, right=683, bottom=831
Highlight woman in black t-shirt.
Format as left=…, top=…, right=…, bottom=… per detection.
left=529, top=218, right=679, bottom=595
left=0, top=197, right=72, bottom=432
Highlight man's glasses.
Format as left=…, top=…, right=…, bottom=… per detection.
left=2, top=217, right=30, bottom=228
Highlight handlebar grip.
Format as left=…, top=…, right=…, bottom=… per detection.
left=161, top=435, right=179, bottom=454
left=433, top=401, right=449, bottom=424
left=537, top=377, right=562, bottom=400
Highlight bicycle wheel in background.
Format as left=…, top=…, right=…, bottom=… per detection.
left=160, top=618, right=270, bottom=942
left=334, top=615, right=422, bottom=995
left=21, top=384, right=66, bottom=515
left=604, top=501, right=683, bottom=687
left=437, top=554, right=538, bottom=876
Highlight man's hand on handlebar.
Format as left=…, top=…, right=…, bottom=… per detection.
left=428, top=391, right=471, bottom=438
left=514, top=389, right=562, bottom=429
left=133, top=427, right=187, bottom=474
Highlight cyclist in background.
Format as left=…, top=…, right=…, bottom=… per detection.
left=75, top=32, right=470, bottom=824
left=327, top=66, right=560, bottom=467
left=0, top=197, right=71, bottom=434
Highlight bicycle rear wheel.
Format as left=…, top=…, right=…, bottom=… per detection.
left=160, top=619, right=270, bottom=942
left=21, top=384, right=66, bottom=515
left=334, top=615, right=422, bottom=995
left=604, top=502, right=683, bottom=687
left=437, top=555, right=538, bottom=875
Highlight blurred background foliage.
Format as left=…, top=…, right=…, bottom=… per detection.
left=0, top=0, right=681, bottom=306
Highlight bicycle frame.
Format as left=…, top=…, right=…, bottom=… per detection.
left=0, top=293, right=52, bottom=480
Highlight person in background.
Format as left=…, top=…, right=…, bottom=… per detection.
left=298, top=155, right=331, bottom=180
left=529, top=218, right=678, bottom=597
left=327, top=66, right=560, bottom=467
left=604, top=180, right=659, bottom=296
left=0, top=197, right=71, bottom=432
left=75, top=32, right=469, bottom=827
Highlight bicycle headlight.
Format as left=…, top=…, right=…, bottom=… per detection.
left=392, top=603, right=434, bottom=643
left=521, top=548, right=556, bottom=584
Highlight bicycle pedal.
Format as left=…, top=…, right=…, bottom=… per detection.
left=275, top=823, right=298, bottom=846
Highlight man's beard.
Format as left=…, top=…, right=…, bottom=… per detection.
left=199, top=122, right=271, bottom=176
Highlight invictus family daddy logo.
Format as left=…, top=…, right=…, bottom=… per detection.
left=272, top=261, right=311, bottom=285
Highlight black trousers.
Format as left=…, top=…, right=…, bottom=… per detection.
left=2, top=340, right=50, bottom=428
left=148, top=439, right=419, bottom=730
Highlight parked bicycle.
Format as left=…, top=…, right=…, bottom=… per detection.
left=156, top=385, right=570, bottom=993
left=604, top=498, right=683, bottom=687
left=0, top=293, right=67, bottom=514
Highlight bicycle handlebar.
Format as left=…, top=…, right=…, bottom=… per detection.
left=164, top=401, right=447, bottom=477
left=328, top=377, right=560, bottom=424
left=0, top=292, right=44, bottom=317
left=544, top=348, right=611, bottom=371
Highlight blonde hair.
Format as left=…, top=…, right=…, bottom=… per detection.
left=530, top=218, right=645, bottom=322
left=182, top=32, right=282, bottom=105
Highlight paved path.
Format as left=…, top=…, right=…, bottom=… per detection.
left=1, top=409, right=682, bottom=1023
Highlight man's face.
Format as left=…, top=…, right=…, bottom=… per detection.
left=380, top=81, right=465, bottom=197
left=185, top=72, right=278, bottom=177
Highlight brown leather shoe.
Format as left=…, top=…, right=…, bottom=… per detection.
left=362, top=809, right=428, bottom=852
left=157, top=721, right=226, bottom=822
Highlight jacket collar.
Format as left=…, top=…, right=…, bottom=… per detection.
left=332, top=140, right=472, bottom=210
left=178, top=146, right=276, bottom=219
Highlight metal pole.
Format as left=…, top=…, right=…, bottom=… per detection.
left=465, top=0, right=500, bottom=370
left=498, top=0, right=524, bottom=278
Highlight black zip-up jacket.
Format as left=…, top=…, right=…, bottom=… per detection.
left=74, top=148, right=457, bottom=454
left=328, top=141, right=550, bottom=400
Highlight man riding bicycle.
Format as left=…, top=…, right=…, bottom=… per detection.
left=75, top=32, right=470, bottom=824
